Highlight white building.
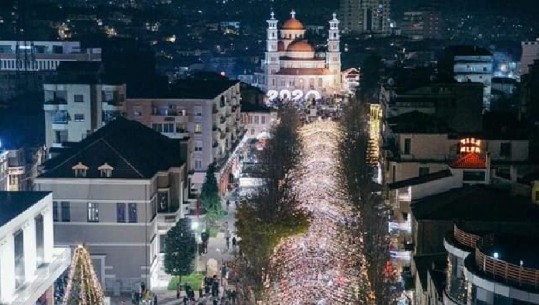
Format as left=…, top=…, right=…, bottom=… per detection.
left=520, top=39, right=539, bottom=76
left=256, top=11, right=342, bottom=100
left=0, top=150, right=7, bottom=191
left=43, top=81, right=126, bottom=152
left=0, top=191, right=71, bottom=305
left=443, top=46, right=494, bottom=110
left=0, top=41, right=101, bottom=72
left=239, top=103, right=277, bottom=139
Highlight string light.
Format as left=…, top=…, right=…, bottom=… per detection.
left=62, top=244, right=105, bottom=305
left=266, top=120, right=375, bottom=305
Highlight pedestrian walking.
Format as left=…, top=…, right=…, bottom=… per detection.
left=226, top=200, right=230, bottom=211
left=231, top=237, right=237, bottom=249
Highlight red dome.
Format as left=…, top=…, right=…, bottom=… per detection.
left=287, top=40, right=315, bottom=52
left=282, top=18, right=305, bottom=30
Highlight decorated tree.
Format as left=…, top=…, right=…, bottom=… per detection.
left=62, top=244, right=105, bottom=305
left=200, top=163, right=224, bottom=223
left=164, top=218, right=197, bottom=283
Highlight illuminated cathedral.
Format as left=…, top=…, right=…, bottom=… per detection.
left=256, top=10, right=342, bottom=100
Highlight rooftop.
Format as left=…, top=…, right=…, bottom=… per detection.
left=387, top=111, right=453, bottom=134
left=131, top=78, right=239, bottom=99
left=445, top=45, right=492, bottom=57
left=0, top=192, right=50, bottom=227
left=388, top=170, right=452, bottom=190
left=479, top=234, right=539, bottom=269
left=240, top=102, right=272, bottom=113
left=450, top=153, right=486, bottom=169
left=40, top=117, right=185, bottom=179
left=412, top=185, right=539, bottom=221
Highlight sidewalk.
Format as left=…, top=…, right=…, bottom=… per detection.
left=153, top=196, right=238, bottom=305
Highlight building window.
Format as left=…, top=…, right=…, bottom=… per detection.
left=14, top=230, right=25, bottom=289
left=163, top=123, right=174, bottom=133
left=117, top=203, right=126, bottom=223
left=419, top=167, right=429, bottom=176
left=194, top=124, right=202, bottom=133
left=261, top=116, right=266, bottom=124
left=251, top=128, right=255, bottom=135
left=133, top=107, right=142, bottom=116
left=152, top=123, right=163, bottom=132
left=500, top=142, right=512, bottom=158
left=87, top=202, right=99, bottom=222
left=158, top=191, right=169, bottom=212
left=195, top=141, right=203, bottom=151
left=128, top=203, right=137, bottom=223
left=53, top=201, right=59, bottom=221
left=254, top=116, right=259, bottom=124
left=35, top=214, right=45, bottom=267
left=404, top=138, right=411, bottom=155
left=98, top=163, right=114, bottom=177
left=74, top=113, right=85, bottom=122
left=61, top=201, right=70, bottom=222
left=72, top=162, right=88, bottom=177
left=195, top=159, right=202, bottom=170
left=194, top=106, right=203, bottom=116
left=74, top=94, right=84, bottom=103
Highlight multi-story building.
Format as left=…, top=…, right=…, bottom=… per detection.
left=444, top=225, right=539, bottom=305
left=339, top=0, right=391, bottom=35
left=439, top=46, right=494, bottom=110
left=125, top=79, right=242, bottom=193
left=0, top=41, right=101, bottom=102
left=0, top=150, right=7, bottom=191
left=0, top=191, right=71, bottom=305
left=6, top=147, right=46, bottom=191
left=239, top=102, right=277, bottom=139
left=43, top=78, right=126, bottom=152
left=520, top=39, right=539, bottom=76
left=400, top=9, right=442, bottom=40
left=35, top=118, right=189, bottom=291
left=255, top=11, right=342, bottom=100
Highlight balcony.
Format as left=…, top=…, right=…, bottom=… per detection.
left=213, top=106, right=218, bottom=114
left=52, top=121, right=68, bottom=130
left=8, top=247, right=71, bottom=305
left=43, top=98, right=67, bottom=111
left=102, top=100, right=123, bottom=111
left=213, top=141, right=218, bottom=148
left=220, top=116, right=226, bottom=125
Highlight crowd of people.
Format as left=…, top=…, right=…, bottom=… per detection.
left=265, top=121, right=371, bottom=305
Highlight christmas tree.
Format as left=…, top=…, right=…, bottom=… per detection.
left=62, top=244, right=105, bottom=305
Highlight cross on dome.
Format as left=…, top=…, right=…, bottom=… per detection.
left=270, top=11, right=275, bottom=20
left=332, top=12, right=337, bottom=20
left=291, top=9, right=296, bottom=19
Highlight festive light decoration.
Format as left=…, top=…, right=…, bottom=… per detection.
left=62, top=244, right=105, bottom=305
left=266, top=120, right=375, bottom=305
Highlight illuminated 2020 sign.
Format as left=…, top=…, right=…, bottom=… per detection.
left=266, top=89, right=322, bottom=101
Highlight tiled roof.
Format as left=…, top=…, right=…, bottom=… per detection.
left=40, top=117, right=184, bottom=179
left=450, top=153, right=486, bottom=169
left=388, top=170, right=452, bottom=190
left=0, top=192, right=50, bottom=227
left=275, top=68, right=331, bottom=75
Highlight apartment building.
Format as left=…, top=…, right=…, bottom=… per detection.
left=439, top=46, right=494, bottom=110
left=0, top=40, right=101, bottom=102
left=520, top=39, right=539, bottom=76
left=0, top=150, right=7, bottom=191
left=43, top=77, right=126, bottom=152
left=126, top=79, right=243, bottom=193
left=339, top=0, right=391, bottom=35
left=0, top=192, right=71, bottom=305
left=35, top=118, right=189, bottom=292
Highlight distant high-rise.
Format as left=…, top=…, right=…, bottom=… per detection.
left=339, top=0, right=391, bottom=35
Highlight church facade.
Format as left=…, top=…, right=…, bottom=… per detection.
left=256, top=11, right=342, bottom=100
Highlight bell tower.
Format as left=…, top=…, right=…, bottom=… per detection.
left=264, top=11, right=280, bottom=90
left=326, top=13, right=341, bottom=90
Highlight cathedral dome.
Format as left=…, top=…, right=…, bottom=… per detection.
left=286, top=40, right=315, bottom=52
left=282, top=18, right=305, bottom=30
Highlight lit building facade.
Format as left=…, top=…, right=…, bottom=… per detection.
left=0, top=192, right=71, bottom=305
left=520, top=39, right=539, bottom=76
left=43, top=82, right=126, bottom=152
left=0, top=150, right=7, bottom=191
left=256, top=11, right=342, bottom=100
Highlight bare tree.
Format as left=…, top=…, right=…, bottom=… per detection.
left=337, top=99, right=391, bottom=305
